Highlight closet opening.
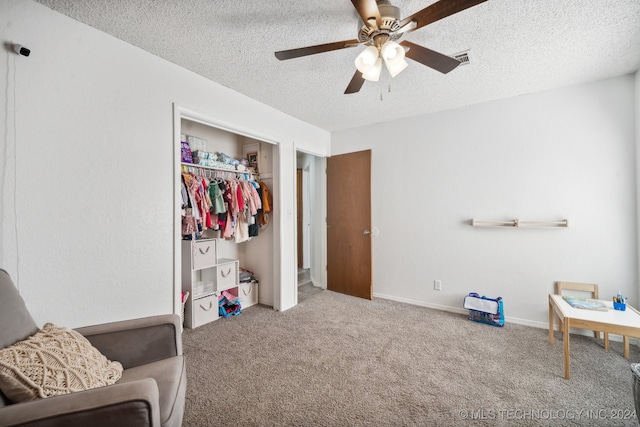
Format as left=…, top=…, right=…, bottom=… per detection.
left=173, top=105, right=283, bottom=321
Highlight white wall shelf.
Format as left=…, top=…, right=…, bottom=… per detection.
left=471, top=219, right=569, bottom=229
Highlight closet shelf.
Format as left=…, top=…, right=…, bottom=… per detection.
left=471, top=219, right=569, bottom=229
left=181, top=162, right=258, bottom=178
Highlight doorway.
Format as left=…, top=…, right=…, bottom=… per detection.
left=296, top=150, right=326, bottom=302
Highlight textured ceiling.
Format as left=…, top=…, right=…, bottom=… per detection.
left=35, top=0, right=640, bottom=132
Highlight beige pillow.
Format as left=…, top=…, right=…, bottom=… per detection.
left=0, top=323, right=123, bottom=402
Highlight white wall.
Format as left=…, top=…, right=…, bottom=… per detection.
left=311, top=155, right=327, bottom=289
left=296, top=153, right=312, bottom=270
left=0, top=0, right=329, bottom=328
left=332, top=75, right=637, bottom=327
left=240, top=140, right=277, bottom=307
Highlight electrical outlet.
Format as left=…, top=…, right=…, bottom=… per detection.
left=434, top=280, right=442, bottom=291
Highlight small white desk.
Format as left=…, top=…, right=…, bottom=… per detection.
left=548, top=294, right=640, bottom=379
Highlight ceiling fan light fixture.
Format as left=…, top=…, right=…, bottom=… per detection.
left=361, top=57, right=382, bottom=81
left=381, top=40, right=408, bottom=77
left=380, top=40, right=401, bottom=61
left=355, top=46, right=380, bottom=73
left=386, top=56, right=408, bottom=77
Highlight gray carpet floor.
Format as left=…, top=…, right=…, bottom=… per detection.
left=182, top=290, right=640, bottom=426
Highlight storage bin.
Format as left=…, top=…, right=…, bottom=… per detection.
left=216, top=260, right=238, bottom=292
left=193, top=281, right=215, bottom=298
left=192, top=294, right=219, bottom=327
left=238, top=281, right=258, bottom=308
left=192, top=240, right=217, bottom=270
left=194, top=281, right=204, bottom=296
left=463, top=293, right=504, bottom=327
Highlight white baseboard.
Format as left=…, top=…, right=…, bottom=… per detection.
left=309, top=275, right=325, bottom=290
left=373, top=292, right=469, bottom=316
left=373, top=292, right=635, bottom=344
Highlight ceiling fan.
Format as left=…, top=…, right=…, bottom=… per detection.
left=275, top=0, right=488, bottom=94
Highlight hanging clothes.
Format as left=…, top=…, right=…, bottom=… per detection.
left=181, top=174, right=202, bottom=239
left=241, top=181, right=261, bottom=216
left=221, top=181, right=234, bottom=239
left=180, top=166, right=264, bottom=241
left=258, top=181, right=272, bottom=227
left=235, top=181, right=245, bottom=212
left=234, top=210, right=250, bottom=243
left=248, top=185, right=261, bottom=237
left=201, top=178, right=212, bottom=229
left=209, top=179, right=226, bottom=214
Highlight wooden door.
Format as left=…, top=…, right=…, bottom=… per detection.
left=327, top=150, right=372, bottom=299
left=296, top=168, right=303, bottom=269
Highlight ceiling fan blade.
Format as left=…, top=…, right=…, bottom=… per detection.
left=344, top=71, right=366, bottom=94
left=400, top=41, right=461, bottom=74
left=275, top=39, right=360, bottom=60
left=398, top=0, right=488, bottom=33
left=351, top=0, right=382, bottom=27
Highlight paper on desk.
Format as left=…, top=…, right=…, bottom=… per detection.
left=562, top=296, right=608, bottom=311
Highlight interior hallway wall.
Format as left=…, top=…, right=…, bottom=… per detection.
left=295, top=152, right=327, bottom=289
left=332, top=74, right=637, bottom=327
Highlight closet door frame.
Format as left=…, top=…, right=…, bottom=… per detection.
left=172, top=104, right=286, bottom=314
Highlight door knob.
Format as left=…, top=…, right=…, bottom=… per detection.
left=363, top=227, right=379, bottom=236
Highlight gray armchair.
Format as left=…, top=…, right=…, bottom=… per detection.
left=631, top=363, right=640, bottom=421
left=0, top=269, right=186, bottom=427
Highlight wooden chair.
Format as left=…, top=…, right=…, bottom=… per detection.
left=556, top=281, right=609, bottom=350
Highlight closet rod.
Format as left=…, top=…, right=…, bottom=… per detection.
left=471, top=219, right=569, bottom=228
